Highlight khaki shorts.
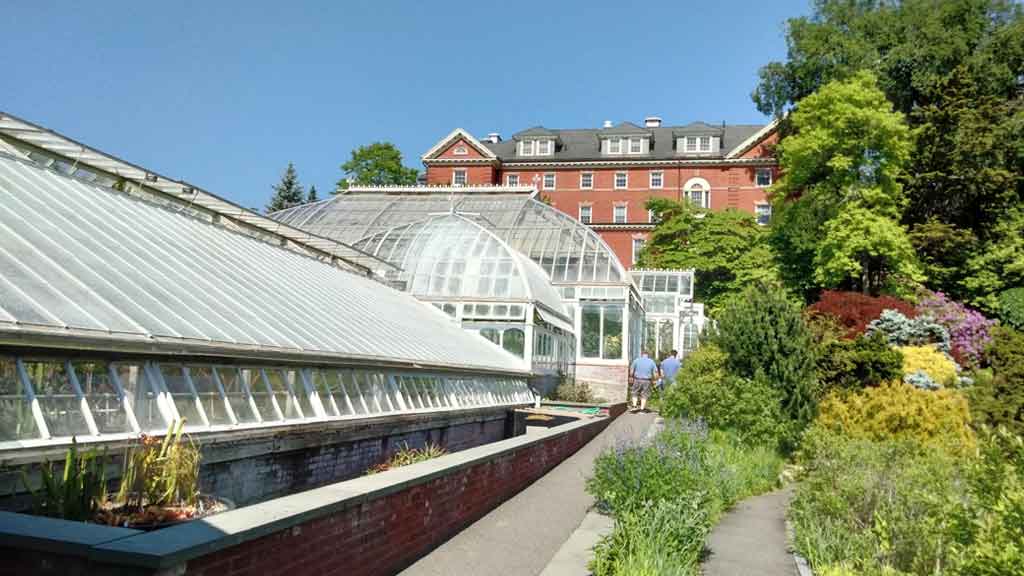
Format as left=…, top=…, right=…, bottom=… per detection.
left=631, top=378, right=653, bottom=399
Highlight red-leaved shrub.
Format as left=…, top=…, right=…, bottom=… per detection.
left=807, top=291, right=917, bottom=339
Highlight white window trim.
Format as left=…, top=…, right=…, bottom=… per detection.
left=756, top=168, right=773, bottom=188
left=579, top=204, right=593, bottom=224
left=452, top=169, right=467, bottom=186
left=520, top=140, right=535, bottom=157
left=614, top=171, right=628, bottom=189
left=649, top=170, right=663, bottom=189
left=755, top=202, right=772, bottom=225
left=648, top=209, right=657, bottom=223
left=506, top=173, right=520, bottom=186
left=453, top=145, right=468, bottom=156
left=631, top=237, right=646, bottom=265
left=683, top=177, right=711, bottom=209
left=613, top=203, right=628, bottom=223
left=580, top=172, right=594, bottom=189
left=608, top=138, right=622, bottom=154
left=543, top=172, right=556, bottom=190
left=537, top=139, right=553, bottom=156
left=629, top=137, right=642, bottom=154
left=699, top=136, right=711, bottom=152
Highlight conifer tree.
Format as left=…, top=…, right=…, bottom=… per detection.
left=307, top=185, right=318, bottom=203
left=266, top=163, right=305, bottom=213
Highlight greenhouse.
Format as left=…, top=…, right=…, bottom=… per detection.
left=348, top=212, right=575, bottom=385
left=631, top=269, right=705, bottom=360
left=272, top=186, right=645, bottom=398
left=0, top=116, right=533, bottom=450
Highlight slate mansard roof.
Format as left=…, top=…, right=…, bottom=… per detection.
left=481, top=121, right=770, bottom=162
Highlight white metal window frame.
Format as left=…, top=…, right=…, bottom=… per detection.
left=614, top=172, right=628, bottom=189
left=452, top=169, right=468, bottom=186
left=580, top=172, right=593, bottom=189
left=649, top=170, right=663, bottom=189
left=543, top=173, right=556, bottom=189
left=0, top=356, right=534, bottom=449
left=613, top=204, right=627, bottom=223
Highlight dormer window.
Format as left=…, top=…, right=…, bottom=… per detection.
left=678, top=134, right=718, bottom=155
left=537, top=139, right=552, bottom=155
left=700, top=136, right=711, bottom=151
left=518, top=138, right=554, bottom=156
left=608, top=139, right=622, bottom=154
left=686, top=137, right=698, bottom=153
left=629, top=138, right=642, bottom=153
left=521, top=140, right=535, bottom=156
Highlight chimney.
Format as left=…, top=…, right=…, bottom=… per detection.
left=487, top=132, right=501, bottom=143
left=645, top=116, right=663, bottom=128
left=602, top=120, right=613, bottom=128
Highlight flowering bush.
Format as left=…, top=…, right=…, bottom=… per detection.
left=867, top=309, right=951, bottom=352
left=898, top=345, right=959, bottom=388
left=917, top=291, right=995, bottom=368
left=807, top=290, right=917, bottom=339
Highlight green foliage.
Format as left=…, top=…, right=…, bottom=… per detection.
left=265, top=162, right=305, bottom=213
left=963, top=207, right=1024, bottom=314
left=898, top=345, right=959, bottom=388
left=548, top=379, right=601, bottom=403
left=970, top=327, right=1024, bottom=435
left=711, top=282, right=818, bottom=441
left=588, top=424, right=782, bottom=575
left=908, top=220, right=978, bottom=301
left=306, top=185, right=318, bottom=203
left=814, top=206, right=922, bottom=295
left=815, top=383, right=975, bottom=452
left=336, top=142, right=418, bottom=190
left=661, top=345, right=786, bottom=449
left=23, top=439, right=107, bottom=522
left=816, top=332, right=904, bottom=392
left=770, top=71, right=916, bottom=297
left=999, top=287, right=1024, bottom=330
left=118, top=420, right=201, bottom=510
left=791, top=428, right=962, bottom=575
left=866, top=309, right=952, bottom=352
left=640, top=199, right=779, bottom=314
left=368, top=442, right=446, bottom=474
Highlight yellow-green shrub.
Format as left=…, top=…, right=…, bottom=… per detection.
left=898, top=345, right=958, bottom=387
left=815, top=382, right=974, bottom=452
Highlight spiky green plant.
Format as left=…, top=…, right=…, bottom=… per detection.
left=22, top=438, right=107, bottom=522
left=117, top=419, right=200, bottom=510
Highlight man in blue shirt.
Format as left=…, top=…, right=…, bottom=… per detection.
left=660, top=349, right=681, bottom=389
left=629, top=351, right=659, bottom=413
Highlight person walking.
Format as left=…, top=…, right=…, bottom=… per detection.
left=660, top=349, right=681, bottom=389
left=628, top=350, right=659, bottom=413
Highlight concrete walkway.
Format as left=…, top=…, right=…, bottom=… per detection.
left=701, top=487, right=797, bottom=576
left=399, top=412, right=656, bottom=576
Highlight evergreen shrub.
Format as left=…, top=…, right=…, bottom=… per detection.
left=661, top=345, right=786, bottom=448
left=970, top=327, right=1024, bottom=435
left=897, top=345, right=959, bottom=388
left=998, top=287, right=1024, bottom=330
left=807, top=290, right=917, bottom=339
left=867, top=309, right=951, bottom=352
left=815, top=382, right=974, bottom=452
left=816, top=332, right=904, bottom=392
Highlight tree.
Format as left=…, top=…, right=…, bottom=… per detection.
left=266, top=163, right=305, bottom=213
left=908, top=219, right=978, bottom=301
left=770, top=71, right=916, bottom=297
left=962, top=207, right=1024, bottom=314
left=335, top=142, right=418, bottom=191
left=307, top=185, right=318, bottom=203
left=639, top=199, right=780, bottom=313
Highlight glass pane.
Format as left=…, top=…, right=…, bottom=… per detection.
left=658, top=319, right=675, bottom=360
left=117, top=364, right=164, bottom=432
left=360, top=372, right=383, bottom=414
left=24, top=361, right=90, bottom=438
left=581, top=304, right=601, bottom=358
left=480, top=328, right=501, bottom=345
left=159, top=364, right=204, bottom=428
left=216, top=367, right=259, bottom=424
left=0, top=358, right=39, bottom=441
left=644, top=320, right=657, bottom=356
left=75, top=361, right=132, bottom=434
left=503, top=329, right=525, bottom=357
left=340, top=371, right=368, bottom=415
left=189, top=367, right=233, bottom=426
left=602, top=305, right=623, bottom=360
left=311, top=370, right=340, bottom=417
left=246, top=369, right=280, bottom=421
left=265, top=369, right=304, bottom=420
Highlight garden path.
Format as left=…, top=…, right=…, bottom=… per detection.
left=399, top=411, right=656, bottom=576
left=701, top=486, right=798, bottom=576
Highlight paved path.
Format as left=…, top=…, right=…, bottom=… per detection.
left=702, top=487, right=797, bottom=576
left=399, top=412, right=656, bottom=576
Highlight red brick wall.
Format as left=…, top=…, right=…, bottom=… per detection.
left=425, top=165, right=497, bottom=186
left=184, top=416, right=616, bottom=576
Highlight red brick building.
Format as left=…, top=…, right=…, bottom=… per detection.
left=422, top=117, right=779, bottom=268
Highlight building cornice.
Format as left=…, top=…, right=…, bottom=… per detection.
left=423, top=157, right=501, bottom=166
left=588, top=223, right=656, bottom=231
left=497, top=157, right=777, bottom=169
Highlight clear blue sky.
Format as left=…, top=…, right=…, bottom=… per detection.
left=2, top=1, right=810, bottom=211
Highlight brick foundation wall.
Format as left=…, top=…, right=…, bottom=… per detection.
left=182, top=416, right=612, bottom=576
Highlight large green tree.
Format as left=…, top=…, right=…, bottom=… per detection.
left=266, top=162, right=305, bottom=213
left=638, top=199, right=780, bottom=314
left=335, top=142, right=418, bottom=191
left=770, top=71, right=918, bottom=296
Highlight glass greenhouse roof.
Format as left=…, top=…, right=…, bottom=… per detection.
left=351, top=213, right=568, bottom=318
left=0, top=154, right=528, bottom=375
left=272, top=187, right=630, bottom=285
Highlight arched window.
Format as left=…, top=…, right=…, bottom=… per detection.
left=502, top=328, right=525, bottom=358
left=684, top=178, right=711, bottom=209
left=479, top=328, right=501, bottom=346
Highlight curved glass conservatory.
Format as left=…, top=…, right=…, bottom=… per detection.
left=350, top=213, right=575, bottom=382
left=272, top=186, right=644, bottom=399
left=0, top=117, right=533, bottom=450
